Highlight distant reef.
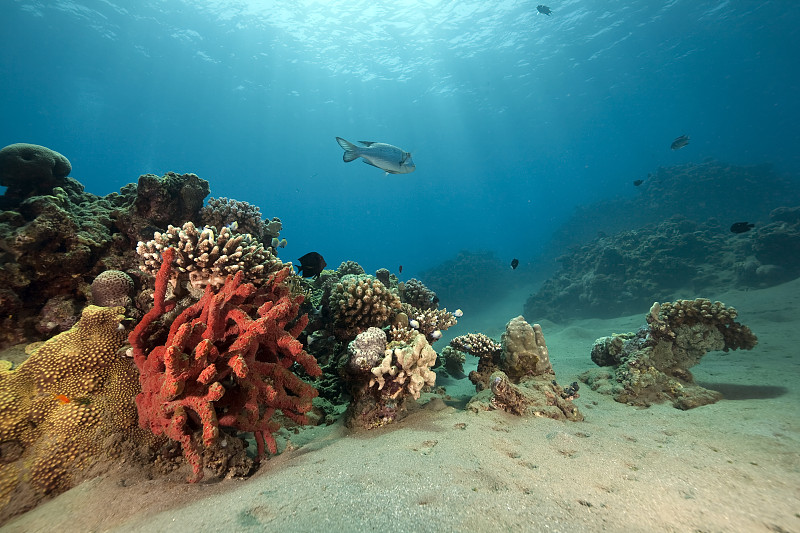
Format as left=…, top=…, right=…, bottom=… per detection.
left=524, top=161, right=800, bottom=321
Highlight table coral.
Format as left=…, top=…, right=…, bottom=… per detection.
left=0, top=305, right=156, bottom=524
left=581, top=298, right=758, bottom=409
left=129, top=247, right=322, bottom=482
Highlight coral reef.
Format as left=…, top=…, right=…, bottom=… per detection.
left=746, top=206, right=800, bottom=283
left=129, top=247, right=321, bottom=482
left=327, top=274, right=401, bottom=340
left=0, top=306, right=160, bottom=524
left=401, top=304, right=457, bottom=344
left=524, top=216, right=752, bottom=320
left=0, top=162, right=210, bottom=348
left=580, top=298, right=758, bottom=409
left=0, top=143, right=72, bottom=204
left=345, top=330, right=437, bottom=429
left=199, top=196, right=283, bottom=246
left=544, top=161, right=800, bottom=256
left=136, top=221, right=282, bottom=292
left=464, top=317, right=582, bottom=421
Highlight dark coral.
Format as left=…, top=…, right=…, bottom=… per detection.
left=0, top=143, right=72, bottom=205
left=0, top=164, right=210, bottom=348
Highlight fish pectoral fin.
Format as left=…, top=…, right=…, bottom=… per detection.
left=358, top=141, right=378, bottom=146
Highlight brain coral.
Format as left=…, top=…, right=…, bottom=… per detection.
left=91, top=270, right=135, bottom=308
left=0, top=306, right=158, bottom=524
left=0, top=143, right=72, bottom=201
left=328, top=274, right=401, bottom=340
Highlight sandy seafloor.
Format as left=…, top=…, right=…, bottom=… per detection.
left=3, top=278, right=799, bottom=533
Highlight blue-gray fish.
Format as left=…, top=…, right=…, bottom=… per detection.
left=336, top=137, right=416, bottom=174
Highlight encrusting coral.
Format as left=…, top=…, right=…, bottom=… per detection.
left=581, top=298, right=758, bottom=409
left=136, top=221, right=282, bottom=292
left=0, top=143, right=72, bottom=203
left=129, top=247, right=321, bottom=482
left=0, top=306, right=160, bottom=524
left=344, top=328, right=437, bottom=429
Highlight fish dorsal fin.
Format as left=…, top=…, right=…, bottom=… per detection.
left=358, top=141, right=378, bottom=146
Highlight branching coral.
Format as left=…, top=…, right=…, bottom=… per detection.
left=136, top=221, right=282, bottom=291
left=129, top=247, right=321, bottom=482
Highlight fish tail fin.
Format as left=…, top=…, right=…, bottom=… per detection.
left=336, top=137, right=359, bottom=163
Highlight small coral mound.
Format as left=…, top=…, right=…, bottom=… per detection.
left=0, top=306, right=157, bottom=524
left=136, top=221, right=282, bottom=291
left=581, top=298, right=758, bottom=409
left=91, top=270, right=135, bottom=308
left=130, top=247, right=321, bottom=482
left=328, top=274, right=401, bottom=340
left=450, top=333, right=502, bottom=360
left=464, top=316, right=582, bottom=421
left=345, top=330, right=437, bottom=428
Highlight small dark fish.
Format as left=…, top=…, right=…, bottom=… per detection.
left=537, top=5, right=552, bottom=15
left=296, top=252, right=327, bottom=278
left=399, top=265, right=403, bottom=274
left=730, top=222, right=755, bottom=234
left=633, top=179, right=644, bottom=186
left=511, top=258, right=519, bottom=270
left=671, top=134, right=690, bottom=150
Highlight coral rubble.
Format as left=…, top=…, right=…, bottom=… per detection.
left=580, top=298, right=758, bottom=409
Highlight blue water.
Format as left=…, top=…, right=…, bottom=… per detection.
left=2, top=0, right=799, bottom=279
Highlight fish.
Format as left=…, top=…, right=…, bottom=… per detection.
left=53, top=393, right=71, bottom=404
left=730, top=222, right=755, bottom=234
left=511, top=258, right=519, bottom=270
left=409, top=319, right=420, bottom=329
left=430, top=330, right=443, bottom=340
left=537, top=5, right=552, bottom=15
left=296, top=252, right=327, bottom=278
left=671, top=135, right=690, bottom=150
left=453, top=309, right=463, bottom=318
left=335, top=137, right=416, bottom=175
left=633, top=179, right=644, bottom=187
left=399, top=265, right=403, bottom=274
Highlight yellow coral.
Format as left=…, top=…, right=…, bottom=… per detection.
left=0, top=306, right=155, bottom=522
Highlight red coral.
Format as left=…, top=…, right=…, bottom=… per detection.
left=129, top=247, right=321, bottom=482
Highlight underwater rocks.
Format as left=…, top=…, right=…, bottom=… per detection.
left=524, top=208, right=800, bottom=321
left=420, top=250, right=512, bottom=313
left=580, top=298, right=758, bottom=410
